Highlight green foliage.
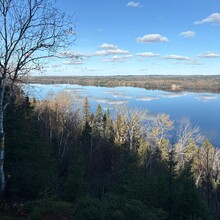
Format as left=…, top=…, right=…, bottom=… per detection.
left=96, top=104, right=103, bottom=123
left=83, top=97, right=91, bottom=124
left=74, top=196, right=101, bottom=220
left=22, top=197, right=74, bottom=220
left=62, top=147, right=86, bottom=202
left=0, top=215, right=17, bottom=220
left=5, top=93, right=57, bottom=199
left=75, top=195, right=168, bottom=220
left=173, top=166, right=211, bottom=219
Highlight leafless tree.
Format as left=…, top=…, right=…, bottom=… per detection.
left=175, top=120, right=204, bottom=167
left=36, top=92, right=82, bottom=162
left=146, top=113, right=173, bottom=148
left=115, top=106, right=147, bottom=152
left=176, top=120, right=204, bottom=148
left=0, top=0, right=75, bottom=193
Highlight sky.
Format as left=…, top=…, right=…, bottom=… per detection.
left=45, top=0, right=220, bottom=76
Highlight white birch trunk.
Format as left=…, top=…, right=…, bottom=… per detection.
left=0, top=73, right=7, bottom=194
left=0, top=105, right=5, bottom=194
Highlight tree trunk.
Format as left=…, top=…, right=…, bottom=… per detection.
left=0, top=105, right=5, bottom=194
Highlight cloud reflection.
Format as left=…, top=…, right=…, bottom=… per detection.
left=136, top=96, right=159, bottom=101
left=196, top=95, right=218, bottom=102
left=161, top=93, right=187, bottom=99
left=94, top=98, right=128, bottom=105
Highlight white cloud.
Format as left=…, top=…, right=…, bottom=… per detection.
left=59, top=51, right=91, bottom=58
left=187, top=59, right=203, bottom=65
left=51, top=65, right=67, bottom=72
left=102, top=55, right=133, bottom=62
left=198, top=51, right=220, bottom=58
left=137, top=34, right=168, bottom=43
left=163, top=55, right=203, bottom=65
left=94, top=43, right=129, bottom=56
left=140, top=67, right=148, bottom=72
left=94, top=49, right=129, bottom=56
left=82, top=67, right=101, bottom=72
left=179, top=31, right=195, bottom=38
left=194, top=13, right=220, bottom=25
left=163, top=55, right=191, bottom=61
left=100, top=43, right=118, bottom=50
left=137, top=52, right=160, bottom=57
left=63, top=60, right=83, bottom=65
left=127, top=1, right=143, bottom=7
left=60, top=51, right=91, bottom=65
left=59, top=51, right=74, bottom=58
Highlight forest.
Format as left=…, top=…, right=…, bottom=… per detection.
left=1, top=86, right=220, bottom=219
left=29, top=75, right=220, bottom=93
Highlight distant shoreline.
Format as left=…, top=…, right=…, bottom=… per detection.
left=27, top=75, right=220, bottom=93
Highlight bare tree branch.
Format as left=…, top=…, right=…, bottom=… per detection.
left=0, top=0, right=75, bottom=194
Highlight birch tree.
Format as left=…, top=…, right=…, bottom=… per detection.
left=0, top=0, right=74, bottom=193
left=175, top=120, right=204, bottom=168
left=146, top=114, right=173, bottom=149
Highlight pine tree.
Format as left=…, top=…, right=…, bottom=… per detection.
left=83, top=97, right=91, bottom=125
left=103, top=109, right=114, bottom=141
left=96, top=104, right=102, bottom=123
left=94, top=104, right=104, bottom=139
left=199, top=139, right=215, bottom=206
left=167, top=146, right=177, bottom=219
left=5, top=91, right=57, bottom=199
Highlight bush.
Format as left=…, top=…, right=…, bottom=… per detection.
left=75, top=195, right=168, bottom=220
left=22, top=197, right=74, bottom=220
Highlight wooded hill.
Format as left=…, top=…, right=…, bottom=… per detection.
left=1, top=88, right=220, bottom=219
left=29, top=75, right=220, bottom=93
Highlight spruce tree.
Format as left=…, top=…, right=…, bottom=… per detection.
left=83, top=97, right=91, bottom=125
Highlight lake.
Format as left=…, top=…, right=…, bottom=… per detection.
left=23, top=84, right=220, bottom=147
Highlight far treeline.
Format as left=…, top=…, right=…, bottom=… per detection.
left=1, top=87, right=220, bottom=219
left=29, top=75, right=220, bottom=93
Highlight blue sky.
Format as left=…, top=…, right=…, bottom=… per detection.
left=46, top=0, right=220, bottom=76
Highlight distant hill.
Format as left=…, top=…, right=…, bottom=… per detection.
left=27, top=75, right=220, bottom=93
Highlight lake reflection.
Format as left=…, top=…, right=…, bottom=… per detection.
left=23, top=84, right=220, bottom=146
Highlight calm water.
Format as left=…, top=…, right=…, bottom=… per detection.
left=24, top=84, right=220, bottom=146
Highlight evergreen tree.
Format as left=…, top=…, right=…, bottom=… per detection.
left=94, top=104, right=104, bottom=140
left=63, top=147, right=85, bottom=202
left=199, top=139, right=215, bottom=206
left=175, top=164, right=210, bottom=220
left=103, top=109, right=114, bottom=141
left=167, top=147, right=177, bottom=220
left=5, top=92, right=57, bottom=199
left=83, top=97, right=91, bottom=125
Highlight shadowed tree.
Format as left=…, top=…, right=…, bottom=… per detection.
left=0, top=0, right=75, bottom=193
left=83, top=97, right=91, bottom=126
left=5, top=89, right=57, bottom=199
